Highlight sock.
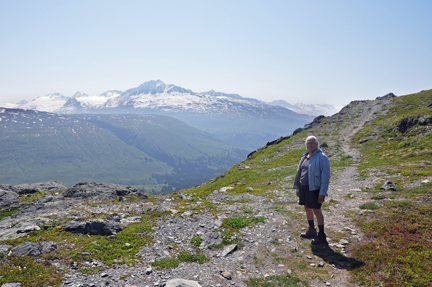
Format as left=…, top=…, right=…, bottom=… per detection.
left=318, top=224, right=324, bottom=234
left=308, top=220, right=315, bottom=229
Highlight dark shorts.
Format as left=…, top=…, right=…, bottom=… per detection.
left=299, top=185, right=322, bottom=209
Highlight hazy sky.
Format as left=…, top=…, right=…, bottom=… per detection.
left=1, top=0, right=431, bottom=106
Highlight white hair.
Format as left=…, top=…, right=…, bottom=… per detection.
left=305, top=136, right=319, bottom=145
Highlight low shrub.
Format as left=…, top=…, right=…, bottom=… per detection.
left=359, top=202, right=379, bottom=210
left=151, top=257, right=179, bottom=269
left=177, top=251, right=208, bottom=264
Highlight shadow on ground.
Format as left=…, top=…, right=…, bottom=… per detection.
left=311, top=244, right=364, bottom=270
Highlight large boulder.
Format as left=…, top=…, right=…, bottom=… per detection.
left=14, top=181, right=67, bottom=194
left=62, top=182, right=148, bottom=200
left=10, top=242, right=57, bottom=257
left=376, top=92, right=396, bottom=100
left=303, top=115, right=325, bottom=129
left=63, top=219, right=122, bottom=235
left=397, top=115, right=431, bottom=133
left=0, top=184, right=20, bottom=193
left=0, top=190, right=20, bottom=209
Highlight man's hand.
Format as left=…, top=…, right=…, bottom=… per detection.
left=318, top=195, right=326, bottom=204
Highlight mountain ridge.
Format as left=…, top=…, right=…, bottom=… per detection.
left=6, top=80, right=317, bottom=151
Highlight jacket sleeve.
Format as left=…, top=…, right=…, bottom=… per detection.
left=293, top=157, right=304, bottom=192
left=319, top=155, right=331, bottom=196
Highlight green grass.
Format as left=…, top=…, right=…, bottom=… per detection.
left=371, top=195, right=386, bottom=200
left=0, top=209, right=19, bottom=220
left=359, top=203, right=379, bottom=210
left=222, top=216, right=265, bottom=230
left=151, top=257, right=179, bottom=269
left=353, top=89, right=432, bottom=177
left=177, top=250, right=209, bottom=264
left=3, top=214, right=156, bottom=268
left=0, top=255, right=63, bottom=287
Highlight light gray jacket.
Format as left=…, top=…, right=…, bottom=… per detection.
left=293, top=148, right=330, bottom=196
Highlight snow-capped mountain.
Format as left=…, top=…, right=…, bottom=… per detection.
left=6, top=80, right=316, bottom=151
left=267, top=99, right=340, bottom=116
left=13, top=80, right=311, bottom=117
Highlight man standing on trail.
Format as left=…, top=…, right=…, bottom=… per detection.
left=293, top=135, right=330, bottom=245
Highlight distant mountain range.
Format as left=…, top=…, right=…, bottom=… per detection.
left=266, top=100, right=340, bottom=116
left=1, top=80, right=335, bottom=150
left=0, top=107, right=245, bottom=191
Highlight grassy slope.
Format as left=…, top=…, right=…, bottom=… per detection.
left=349, top=90, right=432, bottom=286
left=182, top=89, right=432, bottom=286
left=0, top=115, right=170, bottom=186
left=0, top=113, right=245, bottom=189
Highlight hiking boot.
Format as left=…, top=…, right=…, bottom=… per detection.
left=311, top=232, right=328, bottom=245
left=300, top=227, right=317, bottom=239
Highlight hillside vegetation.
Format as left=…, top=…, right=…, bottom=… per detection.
left=0, top=90, right=431, bottom=286
left=0, top=111, right=245, bottom=191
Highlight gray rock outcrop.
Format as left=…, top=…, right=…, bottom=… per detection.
left=62, top=182, right=148, bottom=200
left=1, top=283, right=22, bottom=287
left=63, top=219, right=122, bottom=235
left=0, top=190, right=20, bottom=208
left=303, top=115, right=325, bottom=129
left=397, top=115, right=431, bottom=133
left=0, top=217, right=51, bottom=241
left=199, top=232, right=223, bottom=249
left=0, top=244, right=12, bottom=254
left=14, top=181, right=67, bottom=194
left=376, top=92, right=396, bottom=100
left=10, top=242, right=57, bottom=257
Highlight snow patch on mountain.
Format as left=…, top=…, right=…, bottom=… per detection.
left=21, top=93, right=69, bottom=112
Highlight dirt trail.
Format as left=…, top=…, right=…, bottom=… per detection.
left=305, top=97, right=395, bottom=286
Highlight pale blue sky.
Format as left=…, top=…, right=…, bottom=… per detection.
left=1, top=0, right=431, bottom=106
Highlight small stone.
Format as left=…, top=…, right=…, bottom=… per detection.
left=220, top=244, right=238, bottom=257
left=339, top=239, right=349, bottom=245
left=101, top=272, right=109, bottom=277
left=318, top=262, right=325, bottom=267
left=145, top=267, right=152, bottom=275
left=221, top=271, right=232, bottom=280
left=306, top=255, right=312, bottom=260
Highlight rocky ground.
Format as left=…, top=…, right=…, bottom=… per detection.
left=1, top=94, right=414, bottom=287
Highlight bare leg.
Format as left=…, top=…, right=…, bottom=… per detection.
left=313, top=209, right=324, bottom=226
left=304, top=206, right=314, bottom=221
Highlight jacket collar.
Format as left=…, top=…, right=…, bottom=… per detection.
left=302, top=148, right=322, bottom=158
